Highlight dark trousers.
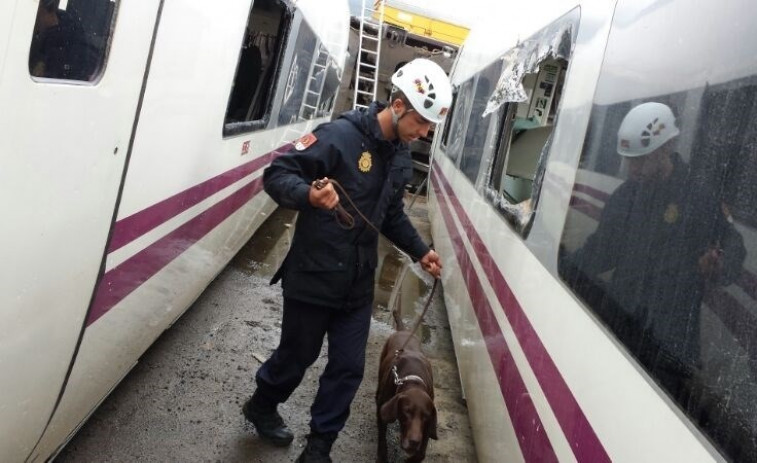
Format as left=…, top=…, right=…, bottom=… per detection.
left=253, top=297, right=373, bottom=434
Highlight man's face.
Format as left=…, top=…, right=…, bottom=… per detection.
left=394, top=101, right=434, bottom=143
left=626, top=150, right=669, bottom=183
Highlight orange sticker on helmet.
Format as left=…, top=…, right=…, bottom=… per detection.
left=414, top=78, right=426, bottom=94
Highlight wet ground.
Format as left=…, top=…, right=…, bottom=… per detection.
left=57, top=194, right=476, bottom=463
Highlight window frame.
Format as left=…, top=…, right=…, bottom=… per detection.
left=441, top=78, right=475, bottom=165
left=28, top=0, right=119, bottom=84
left=276, top=16, right=321, bottom=125
left=457, top=61, right=504, bottom=186
left=222, top=0, right=293, bottom=138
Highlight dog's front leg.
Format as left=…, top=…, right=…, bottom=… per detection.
left=377, top=410, right=389, bottom=463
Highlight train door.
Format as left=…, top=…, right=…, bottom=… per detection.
left=0, top=1, right=161, bottom=460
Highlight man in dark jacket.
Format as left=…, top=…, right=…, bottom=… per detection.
left=562, top=102, right=745, bottom=403
left=243, top=59, right=451, bottom=463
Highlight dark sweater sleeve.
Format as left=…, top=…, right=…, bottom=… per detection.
left=380, top=188, right=430, bottom=261
left=263, top=128, right=339, bottom=210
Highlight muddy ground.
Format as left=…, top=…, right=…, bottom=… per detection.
left=57, top=195, right=477, bottom=462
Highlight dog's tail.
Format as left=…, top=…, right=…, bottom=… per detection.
left=392, top=293, right=405, bottom=331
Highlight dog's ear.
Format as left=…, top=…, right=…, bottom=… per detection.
left=427, top=405, right=438, bottom=440
left=380, top=396, right=399, bottom=423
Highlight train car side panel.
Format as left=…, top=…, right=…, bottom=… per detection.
left=428, top=0, right=747, bottom=460
left=0, top=1, right=160, bottom=461
left=30, top=0, right=349, bottom=459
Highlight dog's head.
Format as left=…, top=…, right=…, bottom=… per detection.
left=380, top=388, right=438, bottom=456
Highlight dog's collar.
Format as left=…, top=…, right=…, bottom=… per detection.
left=392, top=364, right=426, bottom=388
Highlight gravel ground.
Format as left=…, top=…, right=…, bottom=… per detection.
left=57, top=196, right=476, bottom=463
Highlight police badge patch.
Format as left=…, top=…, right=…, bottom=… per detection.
left=664, top=203, right=679, bottom=224
left=358, top=151, right=372, bottom=172
left=294, top=133, right=317, bottom=151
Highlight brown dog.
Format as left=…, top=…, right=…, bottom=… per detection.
left=376, top=330, right=437, bottom=462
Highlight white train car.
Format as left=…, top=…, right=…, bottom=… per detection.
left=0, top=0, right=348, bottom=461
left=428, top=0, right=757, bottom=461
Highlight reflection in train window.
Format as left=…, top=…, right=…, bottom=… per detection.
left=29, top=0, right=118, bottom=82
left=277, top=19, right=318, bottom=124
left=316, top=51, right=342, bottom=118
left=458, top=60, right=502, bottom=184
left=224, top=0, right=290, bottom=135
left=440, top=89, right=458, bottom=150
left=442, top=78, right=474, bottom=164
left=558, top=3, right=757, bottom=458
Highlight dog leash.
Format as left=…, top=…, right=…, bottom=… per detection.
left=313, top=177, right=438, bottom=346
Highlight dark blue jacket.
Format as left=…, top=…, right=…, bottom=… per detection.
left=566, top=154, right=745, bottom=365
left=263, top=102, right=430, bottom=309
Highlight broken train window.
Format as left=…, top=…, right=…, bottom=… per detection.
left=483, top=9, right=578, bottom=235
left=224, top=0, right=291, bottom=135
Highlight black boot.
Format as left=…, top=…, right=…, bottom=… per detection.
left=242, top=398, right=294, bottom=446
left=296, top=431, right=337, bottom=463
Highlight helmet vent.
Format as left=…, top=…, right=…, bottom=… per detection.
left=640, top=117, right=663, bottom=147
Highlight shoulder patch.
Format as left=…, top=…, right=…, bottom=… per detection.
left=294, top=133, right=318, bottom=151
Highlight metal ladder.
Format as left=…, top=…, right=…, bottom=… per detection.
left=298, top=43, right=330, bottom=121
left=352, top=0, right=385, bottom=110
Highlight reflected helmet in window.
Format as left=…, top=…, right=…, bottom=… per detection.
left=617, top=102, right=680, bottom=157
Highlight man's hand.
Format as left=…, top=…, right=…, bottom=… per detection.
left=699, top=247, right=724, bottom=281
left=309, top=177, right=340, bottom=210
left=420, top=250, right=442, bottom=279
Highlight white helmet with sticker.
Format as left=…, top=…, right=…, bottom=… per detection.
left=617, top=102, right=680, bottom=157
left=391, top=58, right=452, bottom=123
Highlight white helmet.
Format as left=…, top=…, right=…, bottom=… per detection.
left=391, top=59, right=452, bottom=123
left=617, top=102, right=680, bottom=157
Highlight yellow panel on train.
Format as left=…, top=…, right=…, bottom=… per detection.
left=373, top=1, right=469, bottom=46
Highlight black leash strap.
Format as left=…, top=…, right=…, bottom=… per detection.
left=313, top=177, right=438, bottom=341
left=396, top=278, right=438, bottom=352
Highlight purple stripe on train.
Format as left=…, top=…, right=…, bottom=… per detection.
left=88, top=145, right=290, bottom=326
left=433, top=169, right=611, bottom=463
left=431, top=173, right=558, bottom=462
left=109, top=145, right=290, bottom=252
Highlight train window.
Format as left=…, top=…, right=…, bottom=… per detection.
left=488, top=57, right=568, bottom=233
left=458, top=60, right=502, bottom=184
left=473, top=8, right=578, bottom=235
left=224, top=0, right=290, bottom=135
left=558, top=1, right=757, bottom=460
left=443, top=78, right=474, bottom=164
left=277, top=19, right=318, bottom=124
left=316, top=52, right=342, bottom=118
left=28, top=0, right=117, bottom=82
left=439, top=89, right=458, bottom=149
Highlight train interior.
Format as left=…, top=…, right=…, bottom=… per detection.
left=224, top=0, right=289, bottom=127
left=493, top=57, right=567, bottom=206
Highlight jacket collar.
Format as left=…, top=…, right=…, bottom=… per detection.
left=342, top=102, right=406, bottom=154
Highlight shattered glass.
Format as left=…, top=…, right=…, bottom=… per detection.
left=483, top=13, right=577, bottom=118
